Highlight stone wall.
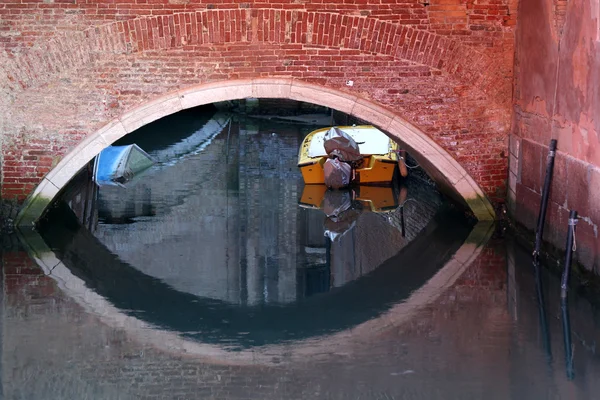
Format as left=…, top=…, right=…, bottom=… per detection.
left=510, top=0, right=600, bottom=273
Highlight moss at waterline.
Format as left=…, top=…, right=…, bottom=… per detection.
left=14, top=194, right=53, bottom=228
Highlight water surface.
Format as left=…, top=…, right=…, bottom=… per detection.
left=3, top=108, right=600, bottom=399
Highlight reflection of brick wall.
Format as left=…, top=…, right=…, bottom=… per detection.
left=4, top=237, right=600, bottom=398
left=94, top=126, right=304, bottom=305
left=2, top=251, right=57, bottom=303
left=380, top=243, right=514, bottom=398
left=455, top=245, right=507, bottom=290
left=396, top=178, right=443, bottom=242
left=554, top=0, right=569, bottom=34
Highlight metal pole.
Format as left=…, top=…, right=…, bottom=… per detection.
left=560, top=210, right=578, bottom=299
left=560, top=209, right=577, bottom=380
left=561, top=296, right=575, bottom=379
left=533, top=259, right=552, bottom=363
left=533, top=139, right=558, bottom=259
left=400, top=207, right=405, bottom=238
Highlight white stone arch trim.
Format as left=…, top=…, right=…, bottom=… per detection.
left=15, top=78, right=495, bottom=226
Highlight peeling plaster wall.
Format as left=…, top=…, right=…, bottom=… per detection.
left=510, top=0, right=600, bottom=273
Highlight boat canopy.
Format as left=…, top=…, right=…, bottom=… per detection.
left=307, top=126, right=391, bottom=158
left=93, top=144, right=154, bottom=186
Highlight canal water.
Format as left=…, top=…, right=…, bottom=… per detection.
left=2, top=106, right=600, bottom=399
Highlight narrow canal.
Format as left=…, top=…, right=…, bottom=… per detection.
left=2, top=104, right=600, bottom=399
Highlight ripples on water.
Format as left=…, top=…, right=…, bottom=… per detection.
left=3, top=106, right=600, bottom=399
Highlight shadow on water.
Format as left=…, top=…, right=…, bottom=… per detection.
left=37, top=200, right=474, bottom=349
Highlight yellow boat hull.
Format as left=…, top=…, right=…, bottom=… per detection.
left=299, top=158, right=326, bottom=185
left=298, top=125, right=400, bottom=185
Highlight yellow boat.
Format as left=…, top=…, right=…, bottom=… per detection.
left=298, top=125, right=400, bottom=185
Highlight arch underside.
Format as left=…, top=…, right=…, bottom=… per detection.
left=15, top=79, right=495, bottom=226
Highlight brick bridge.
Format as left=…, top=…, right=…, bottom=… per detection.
left=1, top=0, right=517, bottom=223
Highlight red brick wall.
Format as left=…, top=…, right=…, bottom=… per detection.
left=0, top=0, right=516, bottom=204
left=510, top=0, right=600, bottom=273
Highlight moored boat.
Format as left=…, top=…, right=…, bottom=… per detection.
left=297, top=125, right=400, bottom=186
left=93, top=144, right=154, bottom=186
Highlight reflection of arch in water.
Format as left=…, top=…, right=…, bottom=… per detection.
left=20, top=203, right=493, bottom=364
left=120, top=109, right=231, bottom=166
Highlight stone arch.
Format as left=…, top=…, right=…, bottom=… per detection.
left=15, top=78, right=495, bottom=226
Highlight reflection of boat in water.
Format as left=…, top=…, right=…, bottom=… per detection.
left=299, top=185, right=407, bottom=213
left=301, top=184, right=407, bottom=243
left=298, top=184, right=410, bottom=291
left=297, top=125, right=400, bottom=185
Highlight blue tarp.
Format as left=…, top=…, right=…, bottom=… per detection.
left=93, top=144, right=154, bottom=186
